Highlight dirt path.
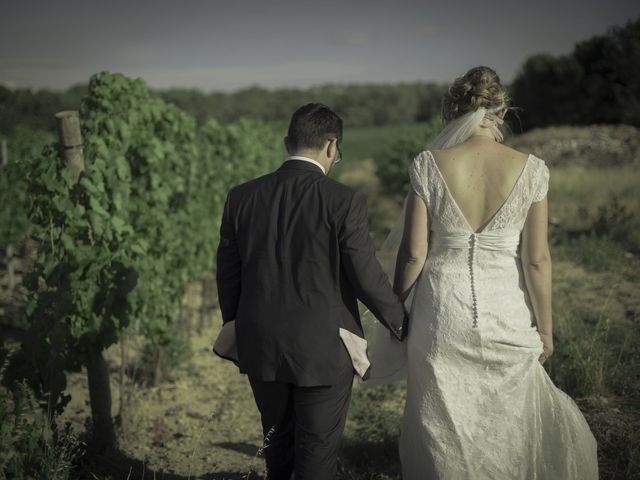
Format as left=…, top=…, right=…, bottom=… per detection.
left=60, top=309, right=268, bottom=479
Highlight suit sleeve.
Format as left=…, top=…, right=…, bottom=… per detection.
left=338, top=191, right=408, bottom=339
left=216, top=190, right=242, bottom=325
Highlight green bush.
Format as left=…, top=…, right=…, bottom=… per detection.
left=554, top=234, right=628, bottom=273
left=590, top=195, right=637, bottom=251
left=0, top=126, right=54, bottom=246
left=0, top=379, right=83, bottom=480
left=552, top=194, right=637, bottom=270
left=374, top=118, right=441, bottom=201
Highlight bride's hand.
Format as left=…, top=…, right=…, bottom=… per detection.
left=538, top=332, right=554, bottom=364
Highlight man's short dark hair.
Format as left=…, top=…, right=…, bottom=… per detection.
left=286, top=103, right=343, bottom=151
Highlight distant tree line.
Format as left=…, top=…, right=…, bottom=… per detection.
left=1, top=17, right=638, bottom=135
left=157, top=82, right=447, bottom=128
left=510, top=17, right=640, bottom=130
left=0, top=85, right=88, bottom=134
left=0, top=82, right=447, bottom=135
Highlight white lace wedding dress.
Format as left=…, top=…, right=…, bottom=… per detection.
left=395, top=149, right=598, bottom=479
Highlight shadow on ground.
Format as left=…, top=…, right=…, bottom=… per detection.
left=73, top=445, right=261, bottom=480
left=212, top=442, right=260, bottom=457
left=73, top=439, right=403, bottom=480
left=338, top=439, right=401, bottom=479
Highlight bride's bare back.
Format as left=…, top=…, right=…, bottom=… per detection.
left=430, top=136, right=530, bottom=233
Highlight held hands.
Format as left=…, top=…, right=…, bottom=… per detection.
left=538, top=331, right=554, bottom=365
left=390, top=312, right=410, bottom=342
left=400, top=312, right=409, bottom=341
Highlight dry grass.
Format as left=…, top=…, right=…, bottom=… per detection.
left=548, top=164, right=640, bottom=235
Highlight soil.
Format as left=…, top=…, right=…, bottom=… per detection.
left=60, top=286, right=268, bottom=479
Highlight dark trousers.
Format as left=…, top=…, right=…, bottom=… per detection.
left=248, top=360, right=355, bottom=480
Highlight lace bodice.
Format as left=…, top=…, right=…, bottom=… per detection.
left=408, top=149, right=549, bottom=235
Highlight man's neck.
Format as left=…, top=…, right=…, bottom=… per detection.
left=285, top=155, right=328, bottom=175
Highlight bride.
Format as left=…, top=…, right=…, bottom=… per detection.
left=362, top=66, right=598, bottom=479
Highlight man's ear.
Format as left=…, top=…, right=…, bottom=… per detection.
left=326, top=138, right=337, bottom=160
left=283, top=136, right=290, bottom=153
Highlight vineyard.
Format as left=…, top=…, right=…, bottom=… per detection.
left=1, top=72, right=639, bottom=479
left=0, top=72, right=284, bottom=477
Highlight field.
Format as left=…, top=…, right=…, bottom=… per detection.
left=1, top=123, right=639, bottom=479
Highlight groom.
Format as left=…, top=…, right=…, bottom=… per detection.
left=215, top=103, right=408, bottom=479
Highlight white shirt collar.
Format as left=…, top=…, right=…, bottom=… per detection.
left=284, top=155, right=326, bottom=175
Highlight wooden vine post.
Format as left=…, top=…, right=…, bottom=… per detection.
left=56, top=111, right=85, bottom=181
left=1, top=139, right=15, bottom=291
left=55, top=110, right=117, bottom=451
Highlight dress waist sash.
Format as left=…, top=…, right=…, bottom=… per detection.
left=430, top=231, right=520, bottom=252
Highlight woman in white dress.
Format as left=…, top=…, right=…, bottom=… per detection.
left=363, top=66, right=598, bottom=479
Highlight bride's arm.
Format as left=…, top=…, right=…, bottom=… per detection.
left=393, top=191, right=429, bottom=303
left=521, top=197, right=553, bottom=363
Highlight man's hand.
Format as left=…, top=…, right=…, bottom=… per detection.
left=399, top=312, right=409, bottom=341
left=390, top=313, right=410, bottom=342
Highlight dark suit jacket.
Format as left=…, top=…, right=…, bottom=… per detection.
left=216, top=159, right=407, bottom=386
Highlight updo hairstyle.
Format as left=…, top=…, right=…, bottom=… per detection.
left=442, top=66, right=510, bottom=122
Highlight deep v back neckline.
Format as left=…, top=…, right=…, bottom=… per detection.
left=425, top=150, right=532, bottom=234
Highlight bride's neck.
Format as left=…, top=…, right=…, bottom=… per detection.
left=467, top=125, right=496, bottom=141
left=468, top=133, right=496, bottom=141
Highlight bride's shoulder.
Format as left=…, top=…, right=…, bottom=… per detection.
left=511, top=147, right=548, bottom=173
left=410, top=149, right=433, bottom=169
left=494, top=144, right=551, bottom=175
left=421, top=147, right=455, bottom=166
left=494, top=142, right=530, bottom=162
left=427, top=146, right=455, bottom=158
left=417, top=149, right=434, bottom=159
left=506, top=147, right=550, bottom=201
left=408, top=151, right=433, bottom=201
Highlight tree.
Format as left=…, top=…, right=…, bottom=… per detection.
left=511, top=17, right=640, bottom=129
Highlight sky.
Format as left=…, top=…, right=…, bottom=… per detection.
left=1, top=0, right=639, bottom=92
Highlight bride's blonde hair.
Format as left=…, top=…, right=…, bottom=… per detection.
left=442, top=66, right=510, bottom=122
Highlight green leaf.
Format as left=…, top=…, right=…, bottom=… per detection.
left=111, top=216, right=127, bottom=233
left=61, top=232, right=75, bottom=250
left=89, top=211, right=105, bottom=236
left=43, top=256, right=58, bottom=278
left=113, top=192, right=124, bottom=211
left=89, top=196, right=110, bottom=217
left=130, top=238, right=148, bottom=255
left=114, top=155, right=129, bottom=180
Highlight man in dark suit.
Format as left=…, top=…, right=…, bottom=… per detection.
left=216, top=103, right=408, bottom=479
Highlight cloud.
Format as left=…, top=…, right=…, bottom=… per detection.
left=414, top=24, right=442, bottom=38
left=333, top=32, right=374, bottom=46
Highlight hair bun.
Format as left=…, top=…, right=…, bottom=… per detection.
left=442, top=66, right=510, bottom=122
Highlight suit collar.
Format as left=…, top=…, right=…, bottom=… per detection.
left=278, top=158, right=326, bottom=175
